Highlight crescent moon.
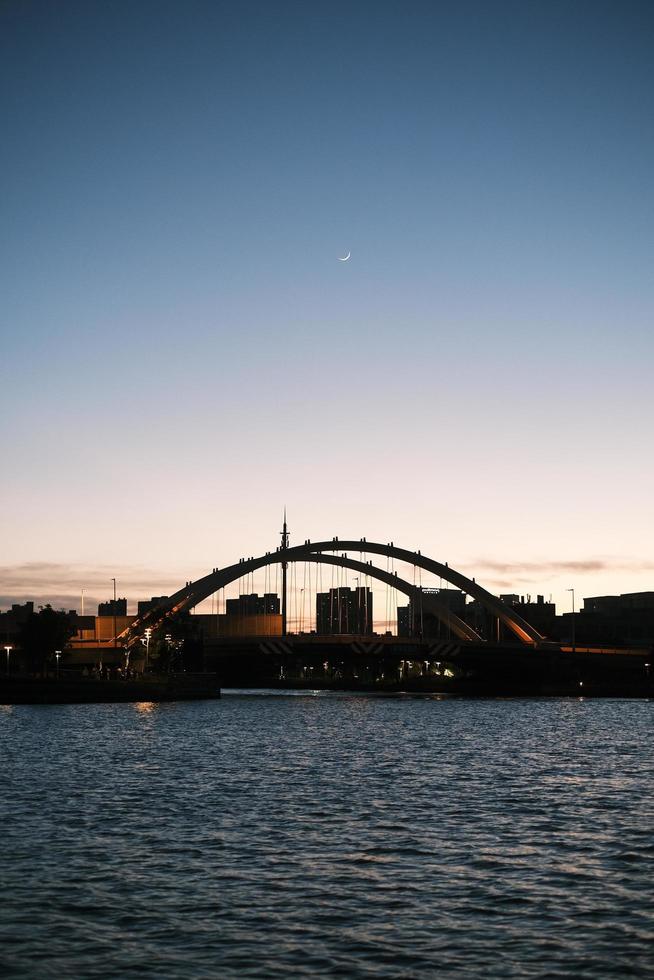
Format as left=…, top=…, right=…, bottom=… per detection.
left=338, top=252, right=351, bottom=261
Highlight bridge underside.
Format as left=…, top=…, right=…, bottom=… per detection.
left=203, top=634, right=653, bottom=697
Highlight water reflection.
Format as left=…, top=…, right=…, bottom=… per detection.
left=134, top=701, right=156, bottom=714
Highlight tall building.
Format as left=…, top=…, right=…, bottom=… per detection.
left=316, top=587, right=373, bottom=635
left=98, top=598, right=127, bottom=616
left=225, top=593, right=280, bottom=616
left=397, top=604, right=412, bottom=637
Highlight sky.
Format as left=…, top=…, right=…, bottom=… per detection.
left=1, top=0, right=653, bottom=620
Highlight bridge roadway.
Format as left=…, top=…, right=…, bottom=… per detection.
left=205, top=633, right=653, bottom=697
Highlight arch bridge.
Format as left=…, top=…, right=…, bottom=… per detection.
left=119, top=539, right=544, bottom=649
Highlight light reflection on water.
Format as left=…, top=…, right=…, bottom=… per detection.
left=0, top=695, right=653, bottom=978
left=134, top=701, right=157, bottom=713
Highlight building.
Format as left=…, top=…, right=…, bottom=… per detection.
left=193, top=593, right=284, bottom=637
left=559, top=592, right=654, bottom=645
left=70, top=614, right=96, bottom=641
left=465, top=594, right=556, bottom=641
left=225, top=593, right=280, bottom=616
left=583, top=593, right=654, bottom=615
left=210, top=613, right=282, bottom=637
left=137, top=595, right=170, bottom=616
left=397, top=604, right=412, bottom=637
left=220, top=590, right=281, bottom=636
left=98, top=598, right=127, bottom=616
left=94, top=615, right=134, bottom=642
left=397, top=589, right=467, bottom=637
left=0, top=602, right=35, bottom=646
left=316, top=587, right=373, bottom=635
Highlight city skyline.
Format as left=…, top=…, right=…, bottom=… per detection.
left=3, top=529, right=654, bottom=626
left=2, top=1, right=653, bottom=614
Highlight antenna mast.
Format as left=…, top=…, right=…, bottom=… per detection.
left=281, top=509, right=289, bottom=636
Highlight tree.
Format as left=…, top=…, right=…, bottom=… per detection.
left=18, top=605, right=76, bottom=676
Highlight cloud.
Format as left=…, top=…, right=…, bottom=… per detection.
left=0, top=593, right=101, bottom=612
left=0, top=562, right=184, bottom=612
left=479, top=579, right=517, bottom=591
left=473, top=557, right=654, bottom=585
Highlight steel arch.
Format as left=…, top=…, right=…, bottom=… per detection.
left=118, top=539, right=541, bottom=646
left=303, top=540, right=543, bottom=645
left=120, top=549, right=482, bottom=644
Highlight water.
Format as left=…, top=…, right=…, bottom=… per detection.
left=1, top=693, right=653, bottom=979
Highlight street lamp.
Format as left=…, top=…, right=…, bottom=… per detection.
left=144, top=628, right=152, bottom=673
left=567, top=588, right=576, bottom=655
left=4, top=645, right=12, bottom=675
left=55, top=650, right=61, bottom=679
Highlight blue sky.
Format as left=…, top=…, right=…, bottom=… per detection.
left=1, top=0, right=653, bottom=616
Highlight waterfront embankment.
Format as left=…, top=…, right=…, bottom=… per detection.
left=0, top=673, right=220, bottom=704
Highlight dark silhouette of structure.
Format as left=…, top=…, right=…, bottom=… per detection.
left=0, top=602, right=35, bottom=646
left=316, top=586, right=373, bottom=635
left=137, top=595, right=170, bottom=616
left=281, top=511, right=289, bottom=635
left=120, top=539, right=542, bottom=648
left=398, top=589, right=466, bottom=637
left=98, top=598, right=127, bottom=616
left=560, top=592, right=654, bottom=645
left=2, top=532, right=653, bottom=697
left=226, top=594, right=280, bottom=616
left=466, top=594, right=557, bottom=642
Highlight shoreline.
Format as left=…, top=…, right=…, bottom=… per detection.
left=0, top=673, right=221, bottom=704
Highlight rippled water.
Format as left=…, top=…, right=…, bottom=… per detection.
left=1, top=693, right=653, bottom=978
